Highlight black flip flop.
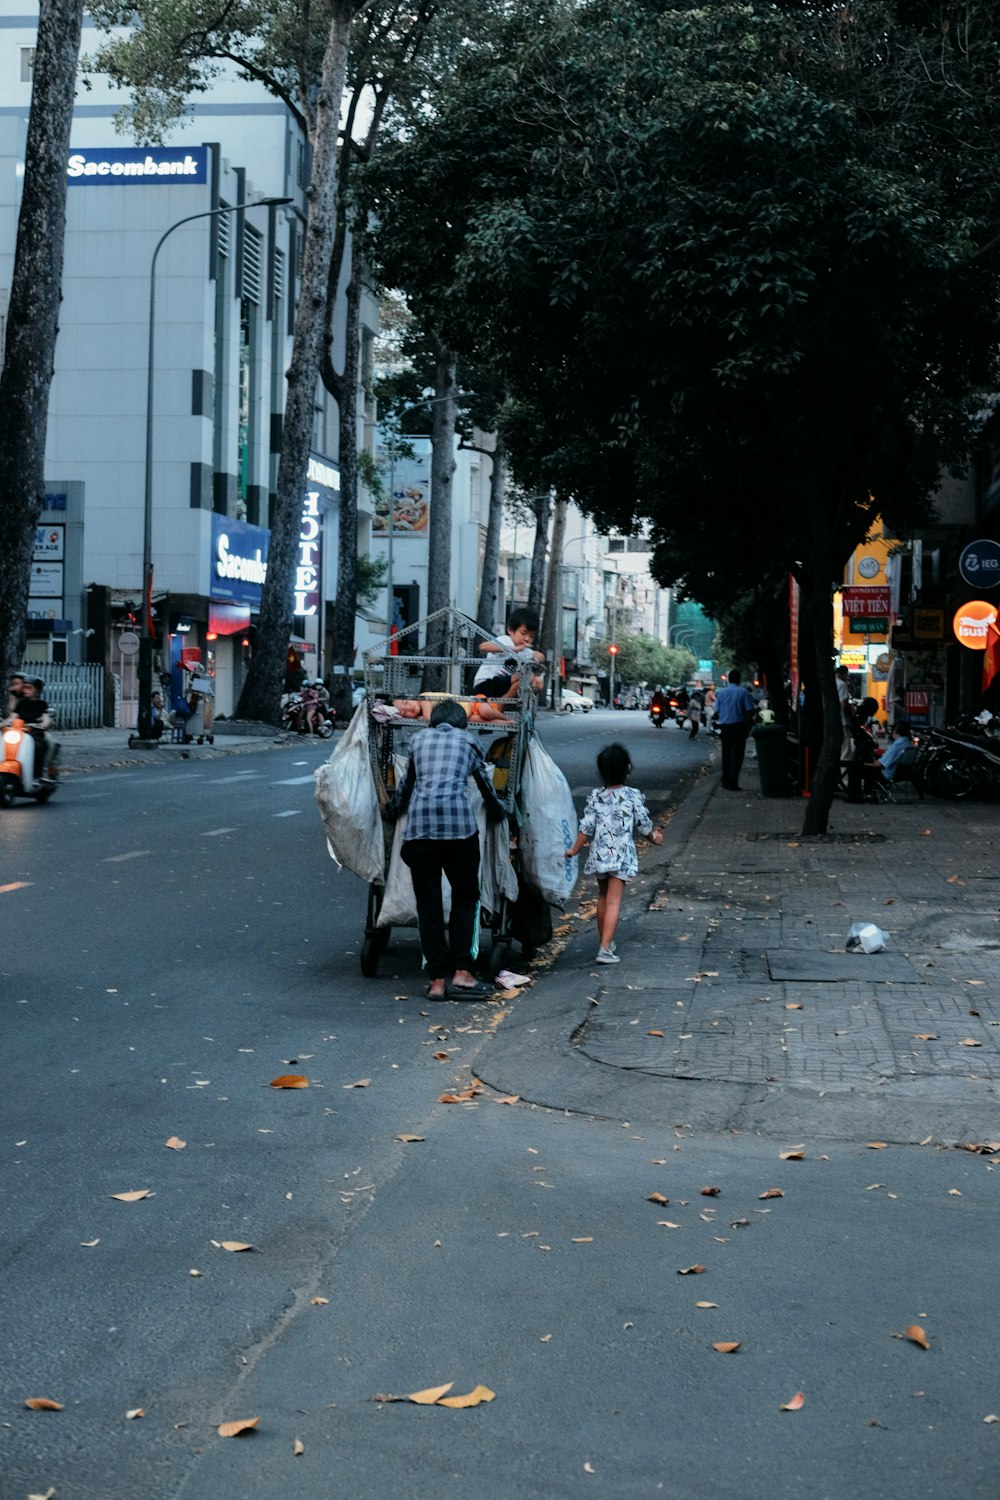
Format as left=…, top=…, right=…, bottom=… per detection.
left=445, top=980, right=495, bottom=1001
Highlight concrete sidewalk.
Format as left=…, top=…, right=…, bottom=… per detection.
left=50, top=721, right=292, bottom=773
left=482, top=759, right=1000, bottom=1146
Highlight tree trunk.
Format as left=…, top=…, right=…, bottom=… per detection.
left=476, top=437, right=506, bottom=634
left=327, top=243, right=363, bottom=721
left=236, top=0, right=360, bottom=724
left=0, top=0, right=84, bottom=680
left=540, top=496, right=568, bottom=707
left=421, top=339, right=458, bottom=691
left=528, top=493, right=551, bottom=616
left=800, top=574, right=841, bottom=836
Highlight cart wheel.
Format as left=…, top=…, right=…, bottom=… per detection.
left=360, top=936, right=381, bottom=977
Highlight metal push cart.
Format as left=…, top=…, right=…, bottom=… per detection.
left=358, top=606, right=537, bottom=978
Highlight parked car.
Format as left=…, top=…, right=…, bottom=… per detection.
left=560, top=688, right=594, bottom=713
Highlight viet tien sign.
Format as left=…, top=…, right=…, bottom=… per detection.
left=66, top=146, right=209, bottom=185
left=840, top=585, right=891, bottom=617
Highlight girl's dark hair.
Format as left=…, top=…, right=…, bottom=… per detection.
left=597, top=742, right=631, bottom=785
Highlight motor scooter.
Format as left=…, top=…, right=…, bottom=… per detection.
left=649, top=700, right=667, bottom=729
left=0, top=719, right=59, bottom=806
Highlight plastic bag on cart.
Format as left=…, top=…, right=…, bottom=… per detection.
left=378, top=770, right=515, bottom=928
left=518, top=737, right=579, bottom=907
left=314, top=704, right=384, bottom=884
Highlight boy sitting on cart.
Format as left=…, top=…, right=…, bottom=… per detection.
left=386, top=700, right=507, bottom=1000
left=474, top=606, right=546, bottom=698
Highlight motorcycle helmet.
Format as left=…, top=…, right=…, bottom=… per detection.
left=24, top=675, right=44, bottom=691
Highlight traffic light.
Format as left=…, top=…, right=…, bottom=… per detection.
left=608, top=643, right=619, bottom=655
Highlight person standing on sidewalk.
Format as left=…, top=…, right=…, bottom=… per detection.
left=715, top=669, right=756, bottom=790
left=564, top=742, right=663, bottom=964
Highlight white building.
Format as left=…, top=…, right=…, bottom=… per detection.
left=0, top=2, right=377, bottom=722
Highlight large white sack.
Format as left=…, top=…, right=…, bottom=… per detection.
left=519, top=736, right=579, bottom=907
left=314, top=704, right=385, bottom=884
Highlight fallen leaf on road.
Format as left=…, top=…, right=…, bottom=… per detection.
left=961, top=1039, right=982, bottom=1048
left=780, top=1392, right=805, bottom=1411
left=964, top=1142, right=1000, bottom=1154
left=678, top=1264, right=706, bottom=1275
left=432, top=1052, right=450, bottom=1061
left=498, top=988, right=521, bottom=1000
left=24, top=1398, right=63, bottom=1411
left=785, top=1003, right=804, bottom=1011
left=584, top=1462, right=596, bottom=1474
left=948, top=1189, right=962, bottom=1197
left=270, top=1074, right=309, bottom=1089
left=125, top=1408, right=144, bottom=1420
left=730, top=1218, right=750, bottom=1228
left=439, top=1088, right=479, bottom=1104
left=920, top=829, right=932, bottom=836
left=80, top=1238, right=100, bottom=1247
left=648, top=1029, right=665, bottom=1037
left=218, top=1417, right=260, bottom=1437
left=572, top=1237, right=594, bottom=1243
left=779, top=1149, right=805, bottom=1161
left=713, top=1341, right=741, bottom=1354
left=217, top=1241, right=254, bottom=1253
left=866, top=1142, right=889, bottom=1150
left=913, top=1034, right=938, bottom=1042
left=110, top=1190, right=153, bottom=1202
left=647, top=1192, right=670, bottom=1205
left=396, top=1134, right=425, bottom=1143
left=984, top=1415, right=999, bottom=1423
left=657, top=1220, right=680, bottom=1228
left=700, top=1186, right=720, bottom=1197
left=494, top=1095, right=520, bottom=1105
left=696, top=1301, right=718, bottom=1308
left=437, top=1384, right=496, bottom=1408
left=343, top=1078, right=371, bottom=1089
left=896, top=1325, right=930, bottom=1350
left=311, top=1297, right=329, bottom=1306
left=408, top=1383, right=456, bottom=1405
left=759, top=1189, right=784, bottom=1200
left=294, top=1437, right=304, bottom=1455
left=28, top=1490, right=56, bottom=1500
left=165, top=1136, right=186, bottom=1150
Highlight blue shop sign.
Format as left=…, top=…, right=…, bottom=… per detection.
left=959, top=538, right=1000, bottom=590
left=211, top=516, right=270, bottom=607
left=67, top=146, right=209, bottom=185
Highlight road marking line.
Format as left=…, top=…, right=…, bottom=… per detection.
left=205, top=773, right=264, bottom=784
left=103, top=851, right=150, bottom=863
left=0, top=882, right=32, bottom=894
left=202, top=828, right=239, bottom=836
left=274, top=809, right=301, bottom=818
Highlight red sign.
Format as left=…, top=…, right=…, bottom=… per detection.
left=841, top=585, right=891, bottom=617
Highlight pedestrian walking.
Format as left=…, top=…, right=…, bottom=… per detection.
left=385, top=699, right=507, bottom=1000
left=715, top=669, right=756, bottom=790
left=564, top=742, right=663, bottom=964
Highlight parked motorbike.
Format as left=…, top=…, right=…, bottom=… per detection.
left=921, top=726, right=1000, bottom=800
left=0, top=719, right=59, bottom=806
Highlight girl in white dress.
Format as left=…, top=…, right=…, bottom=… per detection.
left=565, top=743, right=663, bottom=963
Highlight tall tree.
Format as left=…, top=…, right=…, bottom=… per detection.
left=539, top=495, right=567, bottom=704
left=0, top=0, right=85, bottom=681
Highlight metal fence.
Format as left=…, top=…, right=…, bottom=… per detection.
left=16, top=662, right=105, bottom=729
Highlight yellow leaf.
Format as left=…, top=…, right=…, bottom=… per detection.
left=866, top=1142, right=889, bottom=1150
left=913, top=1034, right=938, bottom=1042
left=695, top=1301, right=719, bottom=1308
left=293, top=1438, right=305, bottom=1455
left=396, top=1133, right=425, bottom=1143
left=646, top=1192, right=670, bottom=1205
left=779, top=1149, right=804, bottom=1161
left=785, top=1003, right=804, bottom=1011
left=713, top=1341, right=741, bottom=1354
left=494, top=1094, right=520, bottom=1105
left=961, top=1039, right=982, bottom=1048
left=499, top=987, right=521, bottom=1000
left=906, top=1325, right=930, bottom=1350
left=408, top=1382, right=455, bottom=1405
left=311, top=1297, right=329, bottom=1305
left=218, top=1241, right=255, bottom=1252
left=110, top=1189, right=153, bottom=1202
left=571, top=1237, right=594, bottom=1243
left=759, top=1189, right=784, bottom=1200
left=164, top=1136, right=186, bottom=1150
left=24, top=1398, right=63, bottom=1411
left=270, top=1074, right=309, bottom=1088
left=648, top=1029, right=665, bottom=1037
left=780, top=1392, right=805, bottom=1411
left=439, top=1091, right=477, bottom=1104
left=437, top=1384, right=496, bottom=1408
left=218, top=1417, right=260, bottom=1437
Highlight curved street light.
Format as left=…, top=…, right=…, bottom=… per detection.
left=136, top=195, right=292, bottom=742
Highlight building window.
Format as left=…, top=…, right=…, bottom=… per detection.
left=20, top=47, right=35, bottom=82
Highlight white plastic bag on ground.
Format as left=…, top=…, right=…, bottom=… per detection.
left=846, top=922, right=888, bottom=954
left=314, top=704, right=384, bottom=884
left=519, top=736, right=579, bottom=907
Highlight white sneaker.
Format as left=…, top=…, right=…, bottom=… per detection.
left=595, top=948, right=620, bottom=964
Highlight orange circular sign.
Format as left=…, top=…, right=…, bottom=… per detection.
left=953, top=599, right=997, bottom=650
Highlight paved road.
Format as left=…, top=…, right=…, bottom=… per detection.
left=2, top=721, right=998, bottom=1499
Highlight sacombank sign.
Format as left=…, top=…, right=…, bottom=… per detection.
left=211, top=517, right=270, bottom=608
left=66, top=146, right=209, bottom=185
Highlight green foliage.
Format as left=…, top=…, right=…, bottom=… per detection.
left=356, top=552, right=388, bottom=608
left=591, top=633, right=696, bottom=689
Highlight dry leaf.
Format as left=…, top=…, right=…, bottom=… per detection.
left=905, top=1325, right=930, bottom=1350
left=947, top=1189, right=962, bottom=1197
left=984, top=1415, right=1000, bottom=1423
left=913, top=1034, right=938, bottom=1041
left=293, top=1438, right=305, bottom=1455
left=498, top=987, right=520, bottom=1001
left=779, top=1149, right=805, bottom=1161
left=109, top=1189, right=153, bottom=1202
left=494, top=1094, right=520, bottom=1105
left=164, top=1136, right=186, bottom=1150
left=713, top=1341, right=741, bottom=1354
left=646, top=1192, right=670, bottom=1205
left=125, top=1408, right=144, bottom=1420
left=759, top=1189, right=784, bottom=1200
left=343, top=1078, right=371, bottom=1089
left=439, top=1088, right=478, bottom=1104
left=780, top=1392, right=805, bottom=1411
left=218, top=1241, right=254, bottom=1253
left=866, top=1142, right=889, bottom=1150
left=785, top=1003, right=804, bottom=1011
left=24, top=1398, right=63, bottom=1411
left=396, top=1133, right=425, bottom=1143
left=960, top=1039, right=982, bottom=1048
left=920, top=829, right=932, bottom=836
left=648, top=1029, right=665, bottom=1037
left=437, top=1384, right=496, bottom=1408
left=571, top=1237, right=594, bottom=1243
left=678, top=1264, right=706, bottom=1275
left=696, top=1301, right=718, bottom=1308
left=28, top=1491, right=56, bottom=1500
left=584, top=1462, right=596, bottom=1475
left=657, top=1220, right=680, bottom=1229
left=700, top=1186, right=721, bottom=1197
left=408, top=1382, right=455, bottom=1405
left=80, top=1238, right=100, bottom=1247
left=218, top=1417, right=260, bottom=1437
left=270, top=1074, right=309, bottom=1088
left=311, top=1297, right=329, bottom=1306
left=432, top=1051, right=450, bottom=1061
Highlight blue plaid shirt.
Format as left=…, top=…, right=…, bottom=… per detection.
left=397, top=723, right=501, bottom=841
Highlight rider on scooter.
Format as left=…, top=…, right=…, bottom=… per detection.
left=7, top=676, right=54, bottom=774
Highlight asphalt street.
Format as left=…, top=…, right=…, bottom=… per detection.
left=1, top=711, right=997, bottom=1499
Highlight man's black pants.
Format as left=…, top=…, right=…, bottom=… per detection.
left=720, top=724, right=750, bottom=789
left=401, top=834, right=480, bottom=980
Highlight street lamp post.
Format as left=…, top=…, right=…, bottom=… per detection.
left=135, top=195, right=292, bottom=743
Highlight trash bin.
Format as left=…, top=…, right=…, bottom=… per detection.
left=752, top=723, right=790, bottom=797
